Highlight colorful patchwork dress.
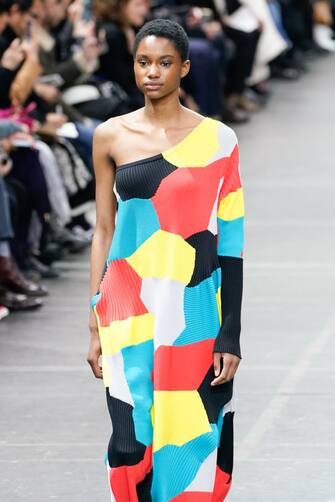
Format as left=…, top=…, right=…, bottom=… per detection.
left=91, top=117, right=244, bottom=501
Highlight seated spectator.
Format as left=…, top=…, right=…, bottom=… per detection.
left=0, top=121, right=47, bottom=312
left=312, top=0, right=335, bottom=51
left=268, top=0, right=303, bottom=80
left=240, top=0, right=288, bottom=91
left=182, top=4, right=252, bottom=120
left=280, top=0, right=318, bottom=54
left=221, top=0, right=263, bottom=112
left=150, top=0, right=257, bottom=119
left=34, top=0, right=130, bottom=121
left=93, top=0, right=149, bottom=110
left=0, top=0, right=29, bottom=110
left=0, top=0, right=97, bottom=251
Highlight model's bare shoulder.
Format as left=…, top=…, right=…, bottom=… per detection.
left=93, top=117, right=121, bottom=148
left=94, top=111, right=144, bottom=159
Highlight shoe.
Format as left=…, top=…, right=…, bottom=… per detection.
left=71, top=225, right=94, bottom=242
left=250, top=82, right=272, bottom=98
left=68, top=240, right=90, bottom=254
left=37, top=242, right=64, bottom=266
left=49, top=215, right=91, bottom=253
left=23, top=269, right=42, bottom=283
left=312, top=26, right=335, bottom=52
left=288, top=53, right=308, bottom=73
left=0, top=256, right=48, bottom=297
left=271, top=66, right=300, bottom=80
left=245, top=88, right=268, bottom=108
left=53, top=226, right=90, bottom=253
left=0, top=289, right=43, bottom=311
left=68, top=214, right=93, bottom=232
left=221, top=107, right=250, bottom=124
left=0, top=304, right=9, bottom=320
left=23, top=256, right=60, bottom=279
left=238, top=94, right=262, bottom=113
left=228, top=94, right=261, bottom=113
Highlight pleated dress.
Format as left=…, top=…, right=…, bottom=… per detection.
left=91, top=117, right=244, bottom=501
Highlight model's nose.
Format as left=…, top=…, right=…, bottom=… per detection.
left=148, top=64, right=160, bottom=78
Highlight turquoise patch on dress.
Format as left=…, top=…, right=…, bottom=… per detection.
left=217, top=216, right=244, bottom=258
left=108, top=199, right=160, bottom=262
left=151, top=424, right=218, bottom=501
left=174, top=271, right=220, bottom=346
left=91, top=292, right=101, bottom=309
left=122, top=340, right=154, bottom=447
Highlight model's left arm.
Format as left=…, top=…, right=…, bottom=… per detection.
left=212, top=131, right=244, bottom=384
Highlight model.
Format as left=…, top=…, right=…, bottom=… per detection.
left=88, top=18, right=244, bottom=501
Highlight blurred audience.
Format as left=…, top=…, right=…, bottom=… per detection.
left=0, top=0, right=334, bottom=318
left=94, top=0, right=149, bottom=109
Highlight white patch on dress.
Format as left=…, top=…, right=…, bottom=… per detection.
left=140, top=277, right=185, bottom=349
left=223, top=397, right=235, bottom=415
left=185, top=448, right=217, bottom=492
left=105, top=352, right=135, bottom=406
left=209, top=123, right=237, bottom=164
left=208, top=177, right=224, bottom=235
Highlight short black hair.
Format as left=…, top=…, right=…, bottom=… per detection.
left=133, top=19, right=189, bottom=62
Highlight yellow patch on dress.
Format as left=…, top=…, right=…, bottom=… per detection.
left=163, top=118, right=220, bottom=168
left=152, top=390, right=212, bottom=451
left=126, top=229, right=195, bottom=284
left=218, top=188, right=244, bottom=221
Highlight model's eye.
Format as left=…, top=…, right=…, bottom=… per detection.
left=161, top=61, right=171, bottom=67
left=138, top=60, right=148, bottom=67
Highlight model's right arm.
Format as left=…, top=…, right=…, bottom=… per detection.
left=87, top=122, right=117, bottom=379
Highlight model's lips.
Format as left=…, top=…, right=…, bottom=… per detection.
left=144, top=83, right=163, bottom=90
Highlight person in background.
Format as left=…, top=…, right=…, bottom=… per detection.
left=148, top=0, right=250, bottom=122
left=0, top=121, right=47, bottom=312
left=222, top=0, right=263, bottom=112
left=93, top=0, right=150, bottom=109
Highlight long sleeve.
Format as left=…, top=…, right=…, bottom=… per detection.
left=213, top=134, right=244, bottom=358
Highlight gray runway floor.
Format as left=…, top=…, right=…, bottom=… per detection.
left=1, top=55, right=335, bottom=501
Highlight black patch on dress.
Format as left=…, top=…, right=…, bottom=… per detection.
left=186, top=230, right=219, bottom=286
left=136, top=469, right=153, bottom=500
left=106, top=390, right=146, bottom=467
left=197, top=366, right=233, bottom=423
left=116, top=154, right=177, bottom=201
left=217, top=411, right=234, bottom=475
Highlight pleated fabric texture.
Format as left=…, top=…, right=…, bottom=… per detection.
left=91, top=117, right=245, bottom=501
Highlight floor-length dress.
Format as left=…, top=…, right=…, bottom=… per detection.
left=91, top=117, right=244, bottom=501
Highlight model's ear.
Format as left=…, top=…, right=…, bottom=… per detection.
left=180, top=59, right=191, bottom=79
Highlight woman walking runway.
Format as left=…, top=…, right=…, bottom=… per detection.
left=88, top=19, right=244, bottom=501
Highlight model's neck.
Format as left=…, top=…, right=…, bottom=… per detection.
left=143, top=91, right=185, bottom=127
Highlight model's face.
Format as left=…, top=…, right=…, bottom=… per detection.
left=122, top=0, right=148, bottom=27
left=134, top=36, right=190, bottom=99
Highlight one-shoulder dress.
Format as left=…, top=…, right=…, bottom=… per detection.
left=91, top=117, right=244, bottom=501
